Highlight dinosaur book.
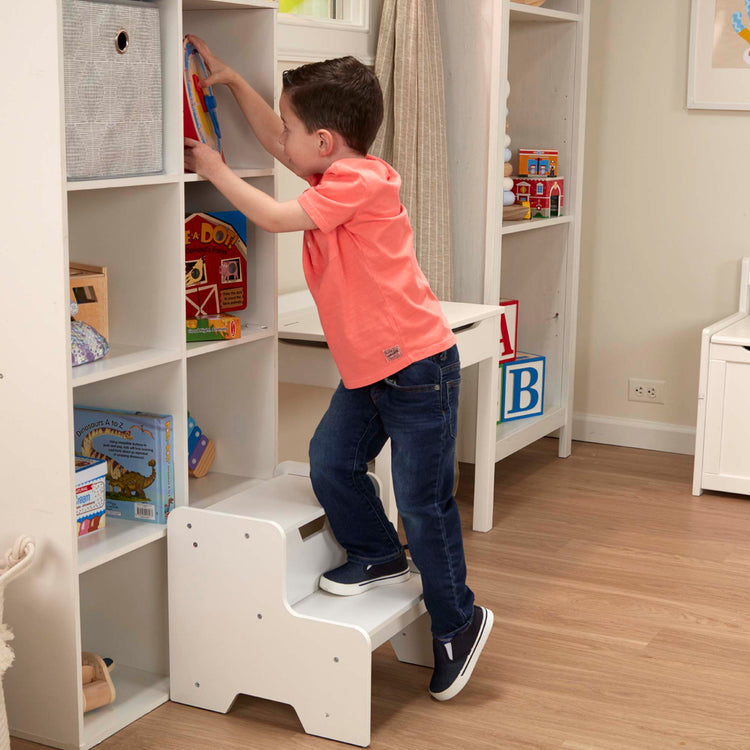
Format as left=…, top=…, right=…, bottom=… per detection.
left=73, top=407, right=175, bottom=524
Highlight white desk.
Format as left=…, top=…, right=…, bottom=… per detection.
left=278, top=296, right=501, bottom=532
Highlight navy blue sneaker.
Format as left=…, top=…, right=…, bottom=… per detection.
left=429, top=605, right=494, bottom=701
left=319, top=550, right=411, bottom=596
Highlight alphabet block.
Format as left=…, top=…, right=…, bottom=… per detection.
left=498, top=298, right=519, bottom=363
left=500, top=352, right=545, bottom=422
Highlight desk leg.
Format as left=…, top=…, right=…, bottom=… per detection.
left=473, top=355, right=498, bottom=532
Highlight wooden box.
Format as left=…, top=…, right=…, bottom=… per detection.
left=69, top=262, right=108, bottom=340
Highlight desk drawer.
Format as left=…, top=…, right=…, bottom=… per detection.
left=279, top=340, right=340, bottom=389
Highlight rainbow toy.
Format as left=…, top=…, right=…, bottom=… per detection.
left=183, top=38, right=223, bottom=156
left=188, top=413, right=215, bottom=478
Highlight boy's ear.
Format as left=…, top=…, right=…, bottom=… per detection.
left=316, top=128, right=336, bottom=157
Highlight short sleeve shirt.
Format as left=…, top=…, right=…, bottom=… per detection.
left=297, top=155, right=456, bottom=389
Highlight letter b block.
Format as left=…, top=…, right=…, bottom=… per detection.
left=500, top=352, right=545, bottom=422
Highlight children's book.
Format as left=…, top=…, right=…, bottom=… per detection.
left=73, top=407, right=175, bottom=524
left=185, top=210, right=248, bottom=318
left=74, top=456, right=107, bottom=536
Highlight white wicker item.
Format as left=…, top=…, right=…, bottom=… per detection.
left=0, top=537, right=35, bottom=750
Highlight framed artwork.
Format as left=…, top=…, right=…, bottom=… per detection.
left=688, top=0, right=750, bottom=109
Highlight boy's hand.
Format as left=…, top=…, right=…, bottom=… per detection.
left=185, top=35, right=239, bottom=88
left=184, top=137, right=224, bottom=179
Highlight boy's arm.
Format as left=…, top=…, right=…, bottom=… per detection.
left=185, top=138, right=316, bottom=233
left=186, top=35, right=291, bottom=169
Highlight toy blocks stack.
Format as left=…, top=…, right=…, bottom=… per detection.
left=496, top=299, right=546, bottom=423
left=188, top=413, right=215, bottom=478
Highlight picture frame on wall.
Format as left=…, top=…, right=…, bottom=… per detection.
left=688, top=0, right=750, bottom=109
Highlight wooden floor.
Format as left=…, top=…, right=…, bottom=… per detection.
left=12, top=439, right=750, bottom=749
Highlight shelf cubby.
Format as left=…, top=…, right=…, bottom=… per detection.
left=184, top=176, right=277, bottom=334
left=501, top=226, right=569, bottom=409
left=67, top=184, right=185, bottom=353
left=507, top=18, right=580, bottom=191
left=182, top=5, right=276, bottom=172
left=79, top=542, right=170, bottom=747
left=186, top=335, right=276, bottom=492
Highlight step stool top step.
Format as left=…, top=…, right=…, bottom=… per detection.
left=292, top=572, right=426, bottom=650
left=208, top=474, right=325, bottom=533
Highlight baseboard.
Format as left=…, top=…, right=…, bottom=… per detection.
left=573, top=413, right=696, bottom=455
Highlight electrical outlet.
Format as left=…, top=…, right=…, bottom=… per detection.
left=628, top=378, right=665, bottom=404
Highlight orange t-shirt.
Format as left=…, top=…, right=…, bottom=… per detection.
left=297, top=155, right=456, bottom=389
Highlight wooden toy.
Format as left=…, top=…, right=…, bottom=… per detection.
left=518, top=149, right=558, bottom=177
left=500, top=352, right=545, bottom=422
left=185, top=211, right=248, bottom=318
left=81, top=652, right=115, bottom=713
left=183, top=38, right=223, bottom=157
left=498, top=299, right=519, bottom=364
left=187, top=413, right=215, bottom=478
left=503, top=202, right=531, bottom=221
left=69, top=263, right=108, bottom=340
left=186, top=314, right=241, bottom=342
left=512, top=177, right=564, bottom=218
left=74, top=456, right=107, bottom=536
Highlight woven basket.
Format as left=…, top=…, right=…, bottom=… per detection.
left=0, top=538, right=35, bottom=750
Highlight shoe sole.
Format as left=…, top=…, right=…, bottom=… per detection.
left=429, top=606, right=494, bottom=701
left=319, top=569, right=411, bottom=596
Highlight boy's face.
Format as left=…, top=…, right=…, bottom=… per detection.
left=279, top=92, right=324, bottom=176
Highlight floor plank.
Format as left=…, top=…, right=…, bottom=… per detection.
left=12, top=439, right=750, bottom=749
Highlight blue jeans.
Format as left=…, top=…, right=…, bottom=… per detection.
left=309, top=345, right=475, bottom=639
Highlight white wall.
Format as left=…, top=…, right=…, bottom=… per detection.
left=575, top=0, right=750, bottom=454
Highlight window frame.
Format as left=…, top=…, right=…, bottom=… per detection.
left=277, top=0, right=377, bottom=65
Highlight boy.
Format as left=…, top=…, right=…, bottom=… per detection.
left=183, top=36, right=493, bottom=701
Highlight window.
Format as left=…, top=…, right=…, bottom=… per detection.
left=277, top=0, right=374, bottom=64
left=280, top=0, right=357, bottom=23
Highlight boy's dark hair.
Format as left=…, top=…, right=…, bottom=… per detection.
left=282, top=56, right=384, bottom=156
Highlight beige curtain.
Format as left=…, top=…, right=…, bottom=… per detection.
left=372, top=0, right=453, bottom=301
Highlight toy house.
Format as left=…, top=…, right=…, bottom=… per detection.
left=512, top=177, right=564, bottom=218
left=518, top=149, right=558, bottom=177
left=69, top=262, right=108, bottom=339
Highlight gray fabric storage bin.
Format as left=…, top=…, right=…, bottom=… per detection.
left=63, top=0, right=162, bottom=180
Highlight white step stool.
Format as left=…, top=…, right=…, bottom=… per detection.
left=694, top=257, right=750, bottom=496
left=168, top=464, right=433, bottom=747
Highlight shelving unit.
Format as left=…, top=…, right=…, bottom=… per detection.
left=437, top=0, right=589, bottom=464
left=1, top=1, right=279, bottom=748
